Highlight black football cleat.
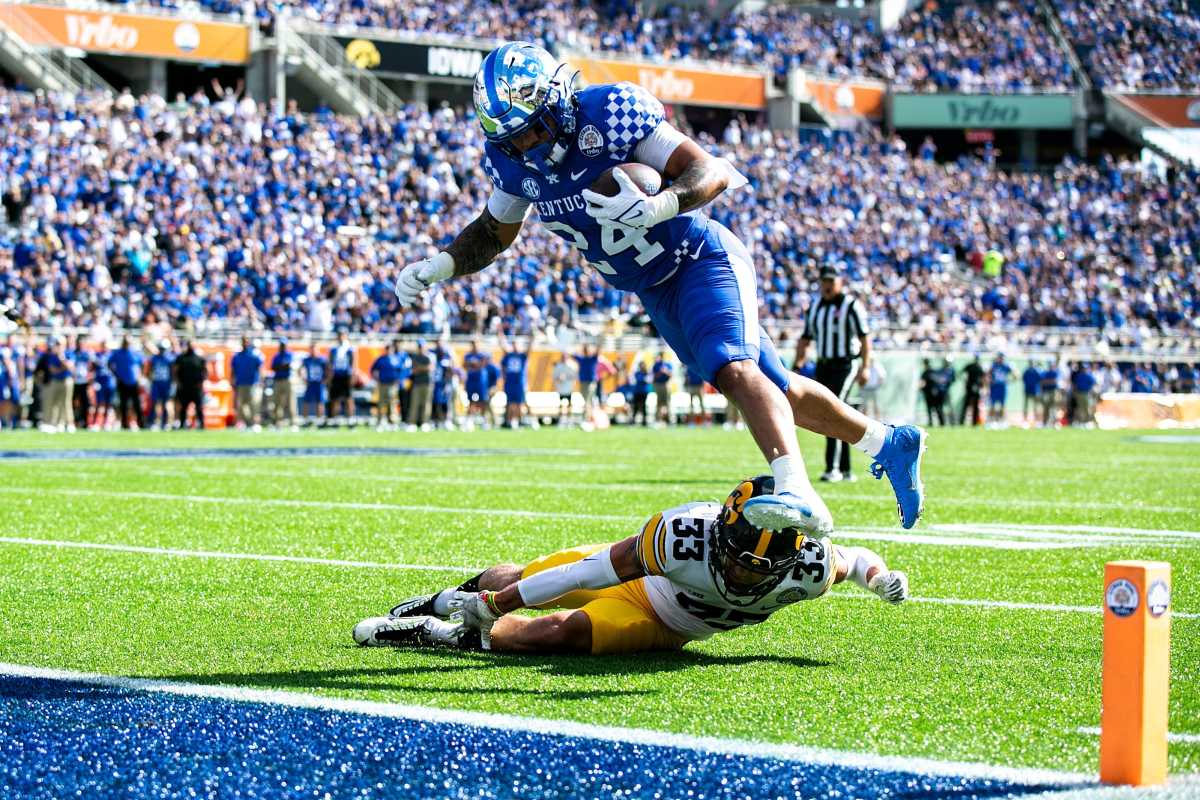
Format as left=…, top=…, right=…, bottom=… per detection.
left=389, top=593, right=439, bottom=619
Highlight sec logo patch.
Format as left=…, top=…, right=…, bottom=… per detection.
left=521, top=177, right=540, bottom=199
left=1106, top=578, right=1139, bottom=618
left=578, top=124, right=603, bottom=157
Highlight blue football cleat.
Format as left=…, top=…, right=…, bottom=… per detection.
left=742, top=491, right=833, bottom=534
left=870, top=425, right=927, bottom=529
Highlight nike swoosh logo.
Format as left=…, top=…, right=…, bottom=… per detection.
left=690, top=241, right=704, bottom=259
left=570, top=169, right=587, bottom=181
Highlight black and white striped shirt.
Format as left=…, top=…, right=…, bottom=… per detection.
left=802, top=295, right=869, bottom=361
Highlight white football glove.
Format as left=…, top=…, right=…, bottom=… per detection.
left=448, top=590, right=502, bottom=646
left=395, top=251, right=455, bottom=305
left=868, top=570, right=909, bottom=605
left=581, top=169, right=678, bottom=232
left=0, top=302, right=26, bottom=333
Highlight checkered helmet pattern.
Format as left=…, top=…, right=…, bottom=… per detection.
left=603, top=83, right=665, bottom=160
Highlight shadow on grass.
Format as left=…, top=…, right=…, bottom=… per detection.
left=152, top=649, right=830, bottom=698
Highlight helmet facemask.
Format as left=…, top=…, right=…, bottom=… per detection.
left=709, top=529, right=799, bottom=607
left=708, top=477, right=802, bottom=607
left=475, top=45, right=578, bottom=174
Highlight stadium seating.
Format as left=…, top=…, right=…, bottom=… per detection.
left=1, top=89, right=1197, bottom=341
left=1054, top=0, right=1200, bottom=89
left=122, top=0, right=1200, bottom=93
left=877, top=0, right=1074, bottom=92
left=153, top=0, right=1083, bottom=89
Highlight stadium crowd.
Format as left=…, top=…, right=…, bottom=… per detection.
left=2, top=89, right=1197, bottom=348
left=1054, top=0, right=1200, bottom=89
left=577, top=0, right=1074, bottom=90
left=128, top=0, right=1200, bottom=91
left=275, top=0, right=1073, bottom=90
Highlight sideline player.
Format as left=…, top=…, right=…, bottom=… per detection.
left=987, top=354, right=1011, bottom=426
left=499, top=335, right=532, bottom=429
left=393, top=43, right=925, bottom=532
left=463, top=340, right=493, bottom=428
left=355, top=476, right=908, bottom=654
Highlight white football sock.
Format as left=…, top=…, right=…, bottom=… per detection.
left=770, top=454, right=833, bottom=532
left=853, top=419, right=888, bottom=458
left=431, top=588, right=458, bottom=617
left=769, top=453, right=811, bottom=496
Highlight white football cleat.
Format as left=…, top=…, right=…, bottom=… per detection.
left=743, top=491, right=833, bottom=535
left=352, top=615, right=449, bottom=647
left=868, top=570, right=909, bottom=604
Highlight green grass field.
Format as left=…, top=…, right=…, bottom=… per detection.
left=0, top=426, right=1196, bottom=778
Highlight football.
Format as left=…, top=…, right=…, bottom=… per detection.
left=588, top=163, right=664, bottom=197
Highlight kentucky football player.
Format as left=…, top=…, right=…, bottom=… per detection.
left=354, top=476, right=909, bottom=654
left=393, top=41, right=925, bottom=532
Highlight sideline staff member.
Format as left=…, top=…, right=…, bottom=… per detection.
left=793, top=264, right=871, bottom=482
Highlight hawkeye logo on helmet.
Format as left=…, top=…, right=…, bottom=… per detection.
left=521, top=177, right=541, bottom=199
left=578, top=125, right=603, bottom=157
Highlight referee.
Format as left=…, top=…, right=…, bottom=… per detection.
left=793, top=264, right=872, bottom=482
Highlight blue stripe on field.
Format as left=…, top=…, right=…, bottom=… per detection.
left=0, top=447, right=577, bottom=461
left=0, top=675, right=1075, bottom=800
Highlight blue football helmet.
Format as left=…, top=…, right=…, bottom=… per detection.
left=473, top=41, right=577, bottom=174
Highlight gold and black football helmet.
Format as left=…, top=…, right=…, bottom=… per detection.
left=709, top=476, right=804, bottom=606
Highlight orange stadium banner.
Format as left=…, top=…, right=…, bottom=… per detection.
left=0, top=2, right=250, bottom=64
left=1110, top=94, right=1200, bottom=128
left=567, top=54, right=767, bottom=109
left=789, top=72, right=886, bottom=120
left=1094, top=393, right=1200, bottom=430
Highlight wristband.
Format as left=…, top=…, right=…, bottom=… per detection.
left=428, top=251, right=455, bottom=281
left=645, top=192, right=680, bottom=227
left=482, top=590, right=502, bottom=617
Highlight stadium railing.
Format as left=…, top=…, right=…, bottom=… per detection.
left=16, top=324, right=1200, bottom=364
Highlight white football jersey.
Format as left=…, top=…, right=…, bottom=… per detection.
left=635, top=502, right=836, bottom=640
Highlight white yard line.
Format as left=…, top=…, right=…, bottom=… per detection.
left=0, top=486, right=635, bottom=522
left=1, top=535, right=1196, bottom=619
left=0, top=536, right=473, bottom=573
left=0, top=661, right=1088, bottom=785
left=942, top=523, right=1200, bottom=541
left=7, top=473, right=1193, bottom=515
left=832, top=529, right=1103, bottom=550
left=1075, top=727, right=1200, bottom=745
left=833, top=593, right=1199, bottom=620
left=0, top=486, right=1158, bottom=549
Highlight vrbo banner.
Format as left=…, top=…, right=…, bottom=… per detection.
left=335, top=36, right=489, bottom=81
left=566, top=54, right=767, bottom=109
left=891, top=93, right=1075, bottom=129
left=0, top=2, right=249, bottom=63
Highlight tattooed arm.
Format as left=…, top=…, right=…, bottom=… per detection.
left=445, top=209, right=524, bottom=277
left=581, top=135, right=731, bottom=231
left=660, top=139, right=731, bottom=214
left=394, top=208, right=522, bottom=305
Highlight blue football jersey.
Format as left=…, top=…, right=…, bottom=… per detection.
left=484, top=83, right=713, bottom=294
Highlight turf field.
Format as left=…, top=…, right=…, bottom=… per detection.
left=0, top=426, right=1196, bottom=796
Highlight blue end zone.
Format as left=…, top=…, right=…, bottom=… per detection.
left=0, top=447, right=577, bottom=461
left=0, top=674, right=1075, bottom=800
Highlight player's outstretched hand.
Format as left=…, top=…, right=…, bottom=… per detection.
left=868, top=570, right=909, bottom=604
left=395, top=252, right=454, bottom=305
left=581, top=169, right=677, bottom=232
